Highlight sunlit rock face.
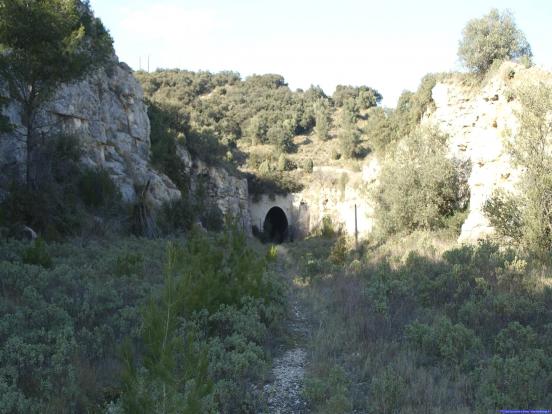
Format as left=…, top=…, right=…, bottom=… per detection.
left=0, top=56, right=252, bottom=228
left=0, top=58, right=180, bottom=205
left=424, top=62, right=552, bottom=243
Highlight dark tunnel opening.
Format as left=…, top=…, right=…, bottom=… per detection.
left=263, top=207, right=289, bottom=244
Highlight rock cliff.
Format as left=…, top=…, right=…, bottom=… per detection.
left=424, top=62, right=552, bottom=242
left=0, top=58, right=251, bottom=228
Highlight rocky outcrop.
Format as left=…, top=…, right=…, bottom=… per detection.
left=0, top=58, right=252, bottom=229
left=0, top=60, right=180, bottom=205
left=177, top=147, right=251, bottom=231
left=424, top=62, right=552, bottom=242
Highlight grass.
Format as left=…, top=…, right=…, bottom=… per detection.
left=288, top=230, right=552, bottom=413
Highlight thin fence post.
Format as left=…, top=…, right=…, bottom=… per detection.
left=354, top=204, right=359, bottom=253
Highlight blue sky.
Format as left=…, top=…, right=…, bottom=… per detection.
left=90, top=0, right=551, bottom=106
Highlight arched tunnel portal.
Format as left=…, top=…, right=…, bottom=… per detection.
left=263, top=206, right=289, bottom=244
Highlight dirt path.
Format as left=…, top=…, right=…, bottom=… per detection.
left=260, top=245, right=309, bottom=414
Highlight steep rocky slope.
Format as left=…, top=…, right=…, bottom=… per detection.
left=0, top=58, right=250, bottom=226
left=424, top=62, right=552, bottom=242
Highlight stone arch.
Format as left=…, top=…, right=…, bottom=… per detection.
left=263, top=206, right=289, bottom=243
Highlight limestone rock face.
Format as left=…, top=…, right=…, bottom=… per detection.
left=0, top=61, right=181, bottom=205
left=0, top=59, right=252, bottom=230
left=188, top=155, right=252, bottom=232
left=423, top=62, right=552, bottom=242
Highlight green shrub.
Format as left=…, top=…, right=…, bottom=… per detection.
left=157, top=196, right=196, bottom=235
left=484, top=189, right=523, bottom=241
left=121, top=227, right=284, bottom=413
left=79, top=168, right=120, bottom=209
left=314, top=101, right=331, bottom=141
left=365, top=107, right=398, bottom=152
left=329, top=236, right=348, bottom=265
left=199, top=203, right=224, bottom=232
left=375, top=127, right=462, bottom=236
left=0, top=135, right=87, bottom=239
left=370, top=367, right=406, bottom=414
left=458, top=9, right=532, bottom=73
left=166, top=226, right=273, bottom=315
left=406, top=317, right=481, bottom=370
left=305, top=365, right=352, bottom=414
left=21, top=238, right=52, bottom=268
left=115, top=252, right=144, bottom=277
left=338, top=106, right=363, bottom=159
left=332, top=85, right=382, bottom=109
left=319, top=216, right=336, bottom=239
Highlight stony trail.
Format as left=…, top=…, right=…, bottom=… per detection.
left=260, top=245, right=310, bottom=414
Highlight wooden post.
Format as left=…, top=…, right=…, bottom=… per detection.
left=354, top=204, right=358, bottom=252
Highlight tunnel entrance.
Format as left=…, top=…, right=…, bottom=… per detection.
left=263, top=207, right=289, bottom=244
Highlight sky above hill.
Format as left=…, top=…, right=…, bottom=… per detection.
left=90, top=0, right=552, bottom=107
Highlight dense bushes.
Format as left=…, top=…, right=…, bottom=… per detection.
left=458, top=9, right=532, bottom=73
left=121, top=226, right=284, bottom=413
left=0, top=238, right=166, bottom=412
left=0, top=227, right=284, bottom=413
left=137, top=71, right=332, bottom=160
left=375, top=128, right=463, bottom=236
left=295, top=238, right=552, bottom=412
left=0, top=134, right=123, bottom=240
left=364, top=74, right=437, bottom=153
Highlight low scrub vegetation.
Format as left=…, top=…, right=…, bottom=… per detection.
left=0, top=226, right=285, bottom=413
left=293, top=236, right=552, bottom=412
left=0, top=134, right=124, bottom=240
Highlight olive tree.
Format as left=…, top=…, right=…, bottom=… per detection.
left=458, top=9, right=532, bottom=73
left=0, top=0, right=113, bottom=185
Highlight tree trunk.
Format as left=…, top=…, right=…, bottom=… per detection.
left=23, top=94, right=36, bottom=188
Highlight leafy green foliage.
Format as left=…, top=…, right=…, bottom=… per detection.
left=147, top=100, right=190, bottom=192
left=0, top=228, right=284, bottom=412
left=375, top=128, right=462, bottom=236
left=0, top=237, right=167, bottom=412
left=296, top=238, right=552, bottom=412
left=314, top=100, right=332, bottom=141
left=364, top=74, right=437, bottom=153
left=332, top=85, right=382, bottom=109
left=121, top=226, right=285, bottom=413
left=21, top=238, right=52, bottom=268
left=79, top=168, right=119, bottom=209
left=0, top=134, right=122, bottom=240
left=458, top=9, right=532, bottom=73
left=338, top=104, right=363, bottom=159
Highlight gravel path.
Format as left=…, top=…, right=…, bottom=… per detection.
left=259, top=246, right=309, bottom=414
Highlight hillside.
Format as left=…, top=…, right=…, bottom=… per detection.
left=2, top=3, right=552, bottom=413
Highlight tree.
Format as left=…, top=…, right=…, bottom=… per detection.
left=0, top=0, right=113, bottom=185
left=338, top=103, right=362, bottom=159
left=314, top=100, right=331, bottom=141
left=332, top=85, right=382, bottom=109
left=458, top=9, right=532, bottom=73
